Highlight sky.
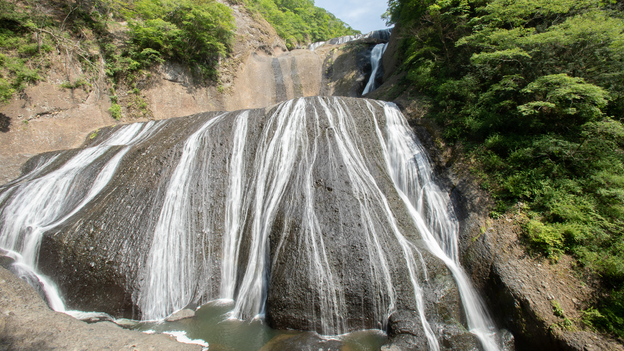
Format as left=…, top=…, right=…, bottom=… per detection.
left=313, top=0, right=391, bottom=34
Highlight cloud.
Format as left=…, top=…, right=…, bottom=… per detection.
left=314, top=0, right=389, bottom=33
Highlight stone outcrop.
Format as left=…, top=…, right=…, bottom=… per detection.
left=0, top=266, right=201, bottom=350
left=1, top=97, right=479, bottom=349
left=0, top=5, right=382, bottom=187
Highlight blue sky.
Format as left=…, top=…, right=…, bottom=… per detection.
left=314, top=0, right=390, bottom=34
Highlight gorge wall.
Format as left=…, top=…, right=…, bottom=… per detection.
left=0, top=5, right=508, bottom=351
left=4, top=1, right=619, bottom=351
left=0, top=3, right=380, bottom=185
left=0, top=96, right=496, bottom=350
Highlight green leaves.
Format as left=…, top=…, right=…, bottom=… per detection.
left=132, top=0, right=234, bottom=64
left=471, top=47, right=532, bottom=65
left=0, top=1, right=51, bottom=102
left=393, top=0, right=624, bottom=336
left=246, top=0, right=359, bottom=49
left=519, top=74, right=609, bottom=122
left=103, top=0, right=235, bottom=82
left=526, top=220, right=566, bottom=259
left=478, top=0, right=600, bottom=26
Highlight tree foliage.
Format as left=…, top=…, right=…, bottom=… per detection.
left=0, top=0, right=51, bottom=102
left=242, top=0, right=360, bottom=49
left=389, top=0, right=624, bottom=337
left=0, top=0, right=236, bottom=107
left=128, top=0, right=234, bottom=76
left=89, top=0, right=235, bottom=82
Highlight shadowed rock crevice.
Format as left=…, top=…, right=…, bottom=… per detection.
left=272, top=58, right=287, bottom=103
left=0, top=113, right=9, bottom=133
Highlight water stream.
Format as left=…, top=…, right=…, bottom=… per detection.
left=0, top=122, right=158, bottom=307
left=0, top=29, right=501, bottom=350
left=363, top=43, right=388, bottom=95
left=372, top=101, right=499, bottom=351
left=139, top=113, right=229, bottom=321
left=0, top=97, right=500, bottom=351
left=307, top=28, right=392, bottom=50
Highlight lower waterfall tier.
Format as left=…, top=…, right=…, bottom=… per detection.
left=0, top=96, right=492, bottom=350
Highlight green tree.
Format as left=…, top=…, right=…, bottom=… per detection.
left=245, top=0, right=359, bottom=49
left=389, top=0, right=624, bottom=337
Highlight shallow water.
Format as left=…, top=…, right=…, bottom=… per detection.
left=134, top=300, right=387, bottom=351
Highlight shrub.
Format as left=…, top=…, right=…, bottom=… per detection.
left=389, top=0, right=624, bottom=337
left=108, top=102, right=122, bottom=120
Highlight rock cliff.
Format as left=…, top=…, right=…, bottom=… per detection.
left=0, top=4, right=380, bottom=185
left=370, top=25, right=624, bottom=351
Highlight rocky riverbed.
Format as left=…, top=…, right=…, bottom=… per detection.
left=0, top=266, right=201, bottom=350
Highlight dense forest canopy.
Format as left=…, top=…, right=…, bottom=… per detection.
left=387, top=0, right=624, bottom=337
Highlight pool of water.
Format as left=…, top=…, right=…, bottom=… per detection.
left=132, top=300, right=387, bottom=351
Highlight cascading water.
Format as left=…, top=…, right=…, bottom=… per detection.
left=307, top=28, right=392, bottom=50
left=221, top=112, right=250, bottom=300
left=0, top=121, right=158, bottom=311
left=362, top=43, right=388, bottom=95
left=371, top=101, right=500, bottom=351
left=139, top=113, right=230, bottom=321
left=0, top=97, right=501, bottom=350
left=307, top=41, right=326, bottom=51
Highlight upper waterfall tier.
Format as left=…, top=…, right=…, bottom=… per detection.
left=307, top=28, right=393, bottom=51
left=0, top=97, right=491, bottom=350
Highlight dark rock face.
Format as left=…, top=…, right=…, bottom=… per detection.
left=0, top=97, right=478, bottom=346
left=0, top=113, right=10, bottom=133
left=382, top=25, right=401, bottom=83
left=319, top=41, right=377, bottom=98
left=0, top=266, right=201, bottom=351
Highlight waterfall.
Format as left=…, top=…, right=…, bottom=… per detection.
left=0, top=121, right=158, bottom=311
left=138, top=113, right=229, bottom=321
left=231, top=99, right=310, bottom=321
left=314, top=97, right=430, bottom=339
left=371, top=101, right=500, bottom=351
left=307, top=41, right=326, bottom=51
left=307, top=28, right=393, bottom=51
left=362, top=43, right=388, bottom=95
left=221, top=112, right=250, bottom=300
left=0, top=97, right=500, bottom=350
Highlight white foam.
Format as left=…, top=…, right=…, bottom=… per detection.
left=163, top=331, right=209, bottom=348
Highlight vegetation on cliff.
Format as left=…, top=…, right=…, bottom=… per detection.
left=0, top=0, right=358, bottom=117
left=108, top=0, right=235, bottom=80
left=387, top=0, right=624, bottom=337
left=0, top=1, right=50, bottom=102
left=0, top=0, right=236, bottom=118
left=237, top=0, right=360, bottom=49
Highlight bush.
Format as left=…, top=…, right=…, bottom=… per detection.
left=389, top=0, right=624, bottom=337
left=108, top=102, right=122, bottom=119
left=246, top=0, right=359, bottom=49
left=102, top=0, right=235, bottom=82
left=0, top=0, right=50, bottom=102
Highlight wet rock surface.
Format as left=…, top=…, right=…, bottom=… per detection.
left=374, top=80, right=624, bottom=350
left=0, top=266, right=200, bottom=350
left=384, top=309, right=482, bottom=351
left=1, top=97, right=476, bottom=346
left=1, top=6, right=595, bottom=349
left=165, top=309, right=195, bottom=322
